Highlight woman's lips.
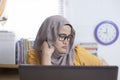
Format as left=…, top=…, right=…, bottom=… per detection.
left=62, top=46, right=68, bottom=49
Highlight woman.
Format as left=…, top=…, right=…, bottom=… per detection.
left=27, top=15, right=104, bottom=65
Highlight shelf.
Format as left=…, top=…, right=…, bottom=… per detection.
left=0, top=74, right=19, bottom=80
left=0, top=64, right=19, bottom=68
left=0, top=64, right=19, bottom=80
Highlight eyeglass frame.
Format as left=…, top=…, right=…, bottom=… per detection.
left=58, top=33, right=73, bottom=41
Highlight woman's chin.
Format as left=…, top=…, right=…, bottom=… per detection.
left=59, top=50, right=67, bottom=54
left=57, top=48, right=67, bottom=54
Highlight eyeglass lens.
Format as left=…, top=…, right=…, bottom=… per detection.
left=58, top=34, right=72, bottom=41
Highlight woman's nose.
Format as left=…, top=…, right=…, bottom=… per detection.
left=63, top=38, right=69, bottom=44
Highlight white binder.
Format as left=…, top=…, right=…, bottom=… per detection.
left=0, top=31, right=15, bottom=64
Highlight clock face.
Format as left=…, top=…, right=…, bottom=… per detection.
left=94, top=21, right=119, bottom=45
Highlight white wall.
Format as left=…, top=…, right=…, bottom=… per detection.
left=1, top=0, right=59, bottom=40
left=64, top=0, right=120, bottom=79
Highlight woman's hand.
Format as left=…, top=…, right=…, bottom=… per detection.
left=41, top=41, right=55, bottom=65
left=42, top=41, right=55, bottom=56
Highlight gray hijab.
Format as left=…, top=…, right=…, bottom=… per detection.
left=33, top=15, right=75, bottom=65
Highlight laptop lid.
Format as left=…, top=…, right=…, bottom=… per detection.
left=19, top=65, right=118, bottom=80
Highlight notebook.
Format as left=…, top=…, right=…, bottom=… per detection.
left=19, top=64, right=118, bottom=80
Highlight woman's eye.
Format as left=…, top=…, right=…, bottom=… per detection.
left=59, top=34, right=66, bottom=38
left=60, top=35, right=66, bottom=38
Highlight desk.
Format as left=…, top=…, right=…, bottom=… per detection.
left=0, top=64, right=19, bottom=80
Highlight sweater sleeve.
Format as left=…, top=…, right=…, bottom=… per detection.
left=73, top=45, right=104, bottom=66
left=26, top=49, right=40, bottom=64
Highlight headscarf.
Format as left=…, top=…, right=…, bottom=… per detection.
left=33, top=15, right=75, bottom=65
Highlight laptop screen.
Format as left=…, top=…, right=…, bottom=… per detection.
left=19, top=65, right=118, bottom=80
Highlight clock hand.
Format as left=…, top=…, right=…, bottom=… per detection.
left=106, top=28, right=108, bottom=34
left=103, top=28, right=107, bottom=34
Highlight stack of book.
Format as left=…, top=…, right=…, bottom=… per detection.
left=80, top=42, right=98, bottom=56
left=16, top=38, right=34, bottom=64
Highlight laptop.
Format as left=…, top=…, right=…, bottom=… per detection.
left=19, top=64, right=118, bottom=80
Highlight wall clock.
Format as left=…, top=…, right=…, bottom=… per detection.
left=94, top=20, right=119, bottom=45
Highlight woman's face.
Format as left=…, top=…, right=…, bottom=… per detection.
left=54, top=25, right=72, bottom=54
